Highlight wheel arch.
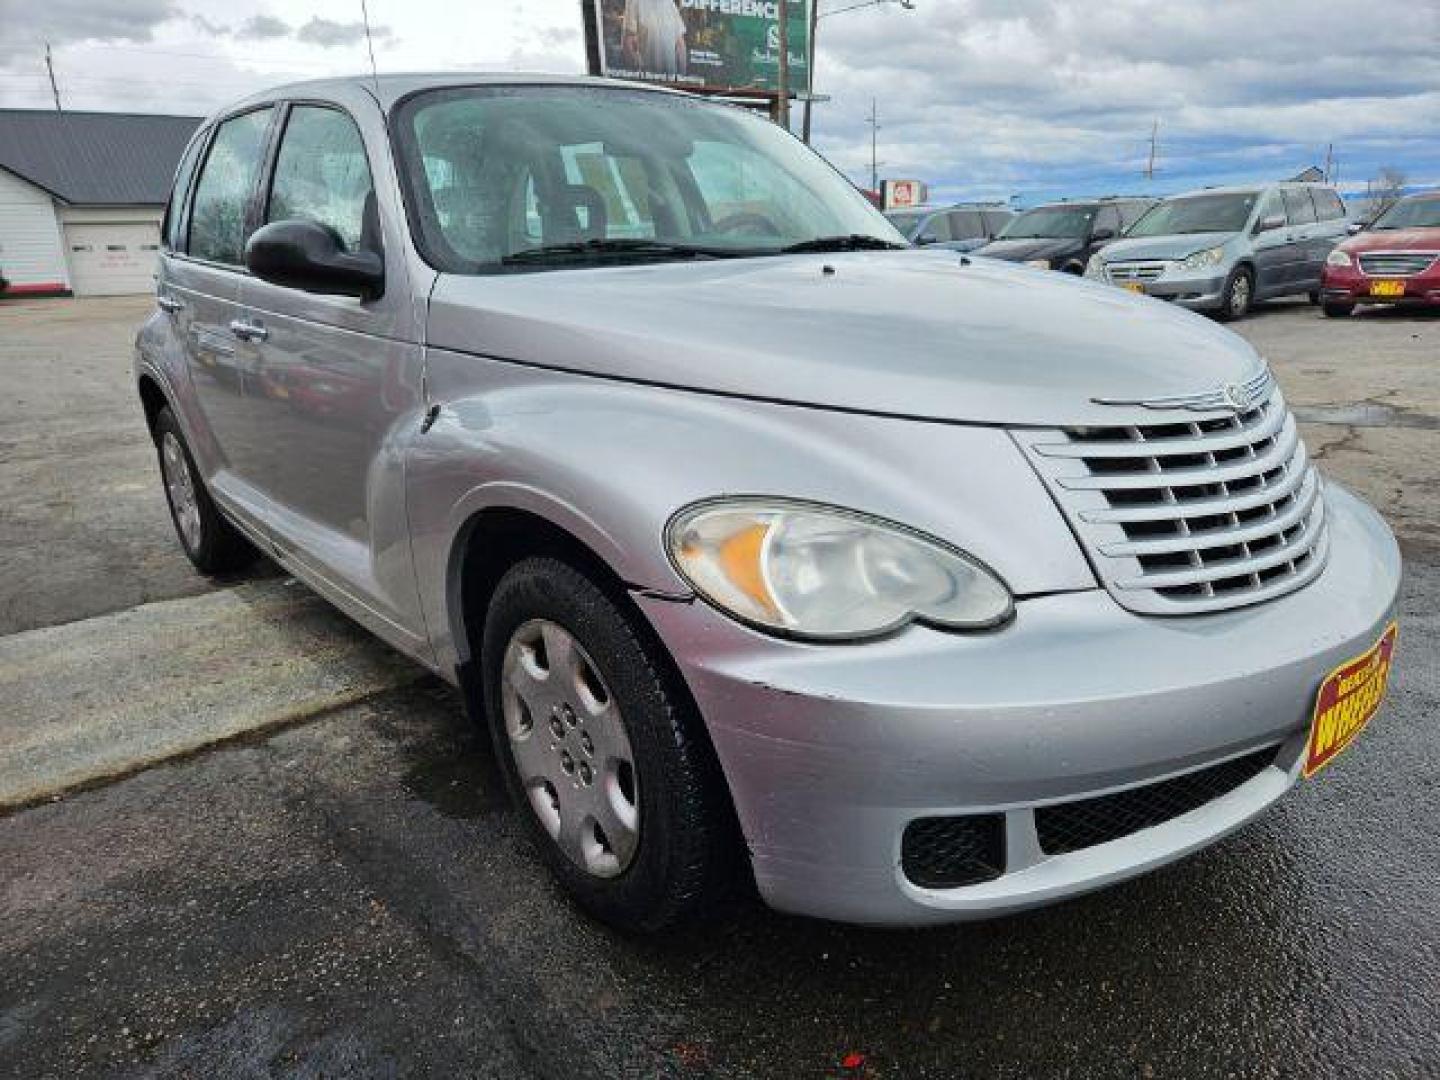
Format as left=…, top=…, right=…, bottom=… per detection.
left=137, top=371, right=171, bottom=442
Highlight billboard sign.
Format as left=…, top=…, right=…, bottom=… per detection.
left=587, top=0, right=811, bottom=98
left=882, top=179, right=928, bottom=210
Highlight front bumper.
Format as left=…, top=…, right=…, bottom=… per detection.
left=1101, top=267, right=1228, bottom=311
left=637, top=485, right=1400, bottom=926
left=1321, top=264, right=1440, bottom=306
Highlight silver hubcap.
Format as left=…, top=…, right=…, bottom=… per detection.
left=1231, top=275, right=1250, bottom=313
left=161, top=432, right=202, bottom=552
left=501, top=619, right=640, bottom=878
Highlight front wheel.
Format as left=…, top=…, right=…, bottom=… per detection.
left=482, top=556, right=737, bottom=932
left=154, top=406, right=256, bottom=575
left=1215, top=266, right=1254, bottom=322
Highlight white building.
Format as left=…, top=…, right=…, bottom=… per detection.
left=0, top=110, right=200, bottom=297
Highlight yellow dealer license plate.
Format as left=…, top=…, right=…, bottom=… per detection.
left=1304, top=622, right=1398, bottom=777
left=1370, top=280, right=1405, bottom=297
left=1124, top=282, right=1146, bottom=294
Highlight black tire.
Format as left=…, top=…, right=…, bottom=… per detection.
left=1308, top=290, right=1321, bottom=305
left=1215, top=266, right=1254, bottom=322
left=153, top=406, right=257, bottom=575
left=1323, top=301, right=1354, bottom=319
left=481, top=556, right=736, bottom=932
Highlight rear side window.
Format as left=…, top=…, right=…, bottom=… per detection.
left=267, top=106, right=378, bottom=253
left=1313, top=188, right=1346, bottom=221
left=1282, top=188, right=1317, bottom=225
left=188, top=107, right=274, bottom=265
left=162, top=133, right=207, bottom=252
left=1094, top=205, right=1121, bottom=235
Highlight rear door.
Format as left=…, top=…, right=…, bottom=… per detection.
left=239, top=99, right=428, bottom=649
left=168, top=106, right=276, bottom=487
left=1309, top=187, right=1349, bottom=268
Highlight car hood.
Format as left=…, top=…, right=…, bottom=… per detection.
left=970, top=237, right=1080, bottom=263
left=1339, top=226, right=1440, bottom=254
left=1099, top=232, right=1238, bottom=262
left=427, top=250, right=1267, bottom=427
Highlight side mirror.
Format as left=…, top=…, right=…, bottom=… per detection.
left=246, top=219, right=384, bottom=300
left=1347, top=221, right=1365, bottom=235
left=1255, top=214, right=1286, bottom=234
left=913, top=235, right=938, bottom=246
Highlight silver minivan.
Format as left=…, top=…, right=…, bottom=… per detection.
left=137, top=76, right=1400, bottom=931
left=1086, top=183, right=1350, bottom=320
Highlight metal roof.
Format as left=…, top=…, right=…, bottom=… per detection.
left=0, top=110, right=202, bottom=206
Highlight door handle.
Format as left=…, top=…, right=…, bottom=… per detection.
left=228, top=319, right=269, bottom=343
left=156, top=295, right=183, bottom=313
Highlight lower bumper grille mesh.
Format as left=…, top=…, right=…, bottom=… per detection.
left=1036, top=746, right=1279, bottom=856
left=901, top=814, right=1006, bottom=888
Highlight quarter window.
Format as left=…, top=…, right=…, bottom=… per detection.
left=267, top=106, right=378, bottom=253
left=1283, top=187, right=1317, bottom=225
left=163, top=132, right=207, bottom=252
left=188, top=108, right=273, bottom=265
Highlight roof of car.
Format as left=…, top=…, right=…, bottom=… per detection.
left=214, top=72, right=689, bottom=118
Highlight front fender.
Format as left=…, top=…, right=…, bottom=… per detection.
left=408, top=348, right=1097, bottom=677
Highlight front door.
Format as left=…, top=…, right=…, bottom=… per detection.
left=238, top=102, right=429, bottom=647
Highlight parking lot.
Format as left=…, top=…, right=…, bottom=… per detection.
left=2, top=295, right=1437, bottom=1078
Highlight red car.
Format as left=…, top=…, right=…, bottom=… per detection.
left=1321, top=192, right=1440, bottom=316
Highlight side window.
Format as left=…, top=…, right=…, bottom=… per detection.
left=1118, top=201, right=1151, bottom=230
left=188, top=108, right=274, bottom=265
left=982, top=210, right=1011, bottom=235
left=162, top=132, right=207, bottom=252
left=916, top=214, right=951, bottom=242
left=1255, top=189, right=1284, bottom=228
left=1283, top=188, right=1317, bottom=226
left=1314, top=188, right=1345, bottom=221
left=948, top=210, right=983, bottom=239
left=1093, top=205, right=1121, bottom=236
left=268, top=106, right=378, bottom=253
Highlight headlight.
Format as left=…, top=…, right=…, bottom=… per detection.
left=1326, top=249, right=1353, bottom=267
left=1024, top=259, right=1051, bottom=270
left=1179, top=246, right=1226, bottom=270
left=666, top=499, right=1014, bottom=641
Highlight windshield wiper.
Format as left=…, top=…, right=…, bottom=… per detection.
left=500, top=238, right=744, bottom=265
left=778, top=234, right=909, bottom=254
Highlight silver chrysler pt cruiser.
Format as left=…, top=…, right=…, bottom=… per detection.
left=136, top=75, right=1401, bottom=931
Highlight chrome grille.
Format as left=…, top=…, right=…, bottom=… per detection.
left=1106, top=260, right=1169, bottom=284
left=1015, top=384, right=1330, bottom=615
left=1358, top=252, right=1437, bottom=277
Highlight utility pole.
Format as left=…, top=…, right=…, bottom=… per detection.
left=44, top=42, right=62, bottom=112
left=867, top=97, right=880, bottom=193
left=801, top=0, right=820, bottom=143
left=776, top=0, right=790, bottom=129
left=1323, top=143, right=1334, bottom=184
left=1144, top=118, right=1158, bottom=182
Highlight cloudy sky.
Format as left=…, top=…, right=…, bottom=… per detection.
left=1, top=0, right=1436, bottom=203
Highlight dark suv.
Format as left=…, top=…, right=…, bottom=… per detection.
left=885, top=203, right=1014, bottom=253
left=974, top=197, right=1156, bottom=273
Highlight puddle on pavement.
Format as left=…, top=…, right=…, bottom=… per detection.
left=1292, top=403, right=1440, bottom=430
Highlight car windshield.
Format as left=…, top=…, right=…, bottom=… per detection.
left=884, top=210, right=926, bottom=237
left=998, top=206, right=1095, bottom=239
left=1127, top=193, right=1259, bottom=236
left=393, top=85, right=905, bottom=272
left=1370, top=196, right=1440, bottom=230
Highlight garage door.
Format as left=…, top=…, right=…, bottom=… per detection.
left=63, top=222, right=162, bottom=296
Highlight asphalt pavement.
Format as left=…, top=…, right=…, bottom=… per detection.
left=1, top=296, right=1437, bottom=1079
